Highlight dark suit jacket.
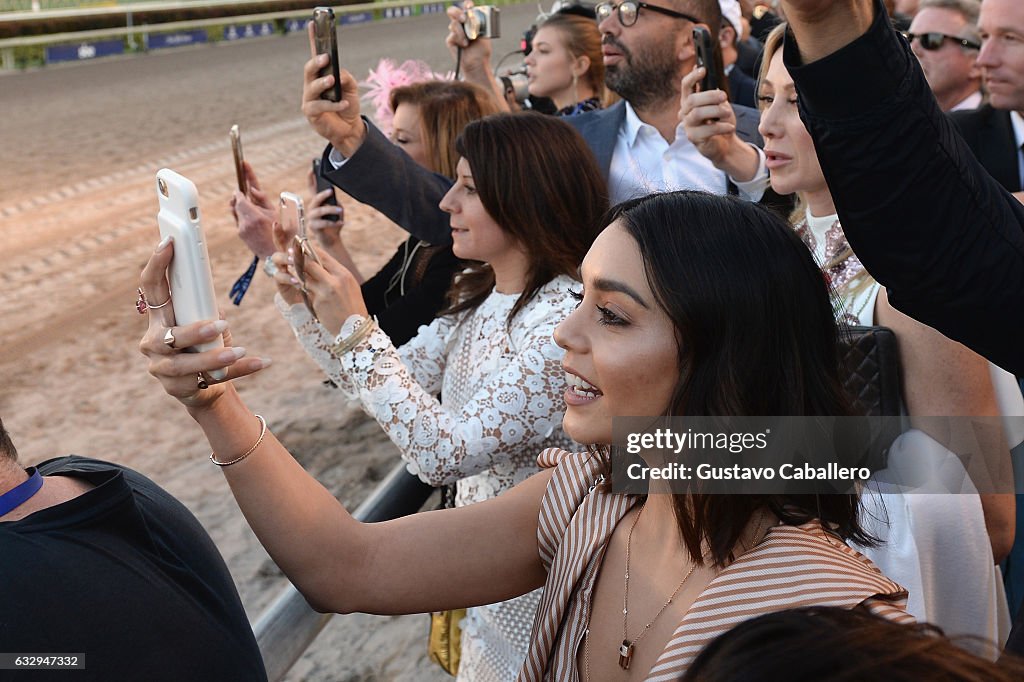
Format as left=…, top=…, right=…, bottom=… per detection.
left=950, top=105, right=1022, bottom=193
left=729, top=66, right=757, bottom=110
left=736, top=38, right=763, bottom=79
left=321, top=121, right=453, bottom=246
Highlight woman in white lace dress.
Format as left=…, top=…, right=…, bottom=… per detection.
left=274, top=113, right=608, bottom=680
left=756, top=26, right=1017, bottom=649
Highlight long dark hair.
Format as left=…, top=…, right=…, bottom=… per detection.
left=608, top=192, right=872, bottom=566
left=683, top=606, right=1024, bottom=681
left=444, top=112, right=608, bottom=326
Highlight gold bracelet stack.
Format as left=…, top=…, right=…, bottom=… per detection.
left=210, top=414, right=267, bottom=467
left=331, top=315, right=376, bottom=358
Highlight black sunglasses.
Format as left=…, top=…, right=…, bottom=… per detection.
left=595, top=1, right=702, bottom=27
left=904, top=31, right=980, bottom=51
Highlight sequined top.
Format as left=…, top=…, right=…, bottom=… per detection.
left=795, top=211, right=880, bottom=325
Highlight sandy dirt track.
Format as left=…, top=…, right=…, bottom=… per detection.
left=0, top=5, right=537, bottom=680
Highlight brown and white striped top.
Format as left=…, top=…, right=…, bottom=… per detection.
left=519, top=449, right=912, bottom=681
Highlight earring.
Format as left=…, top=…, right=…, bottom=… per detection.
left=572, top=73, right=579, bottom=106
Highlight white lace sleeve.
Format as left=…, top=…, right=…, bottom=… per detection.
left=274, top=294, right=453, bottom=399
left=329, top=299, right=569, bottom=487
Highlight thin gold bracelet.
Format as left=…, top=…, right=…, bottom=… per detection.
left=210, top=414, right=267, bottom=467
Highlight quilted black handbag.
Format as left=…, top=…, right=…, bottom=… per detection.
left=837, top=325, right=904, bottom=417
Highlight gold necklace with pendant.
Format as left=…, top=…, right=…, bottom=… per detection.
left=617, top=501, right=695, bottom=670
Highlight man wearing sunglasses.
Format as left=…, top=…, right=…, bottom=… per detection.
left=907, top=0, right=982, bottom=112
left=948, top=0, right=1024, bottom=194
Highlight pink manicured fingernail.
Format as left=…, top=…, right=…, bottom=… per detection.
left=155, top=236, right=172, bottom=252
left=219, top=347, right=246, bottom=362
left=201, top=320, right=229, bottom=336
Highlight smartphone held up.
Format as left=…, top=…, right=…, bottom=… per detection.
left=313, top=7, right=342, bottom=102
left=312, top=158, right=340, bottom=222
left=229, top=124, right=247, bottom=196
left=154, top=168, right=228, bottom=381
left=692, top=25, right=720, bottom=93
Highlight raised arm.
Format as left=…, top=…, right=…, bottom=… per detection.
left=317, top=124, right=455, bottom=246
left=138, top=242, right=546, bottom=614
left=781, top=0, right=1024, bottom=375
left=301, top=21, right=453, bottom=246
left=778, top=0, right=875, bottom=62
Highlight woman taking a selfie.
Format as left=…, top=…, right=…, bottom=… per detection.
left=140, top=189, right=909, bottom=680
left=755, top=24, right=1015, bottom=647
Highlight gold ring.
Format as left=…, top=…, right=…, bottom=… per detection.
left=147, top=296, right=171, bottom=310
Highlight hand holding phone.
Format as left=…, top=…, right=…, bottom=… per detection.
left=155, top=168, right=228, bottom=381
left=312, top=7, right=342, bottom=102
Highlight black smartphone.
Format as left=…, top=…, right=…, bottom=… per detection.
left=312, top=7, right=342, bottom=102
left=312, top=158, right=339, bottom=223
left=692, top=26, right=720, bottom=92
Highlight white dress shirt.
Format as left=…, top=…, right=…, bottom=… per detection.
left=607, top=102, right=769, bottom=206
left=948, top=90, right=983, bottom=112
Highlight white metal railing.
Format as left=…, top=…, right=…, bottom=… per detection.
left=0, top=0, right=455, bottom=49
left=0, top=0, right=527, bottom=68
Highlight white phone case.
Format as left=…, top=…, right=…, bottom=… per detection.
left=155, top=168, right=227, bottom=381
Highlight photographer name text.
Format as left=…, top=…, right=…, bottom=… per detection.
left=626, top=462, right=872, bottom=481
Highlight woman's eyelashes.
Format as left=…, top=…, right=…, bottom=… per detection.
left=566, top=288, right=628, bottom=326
left=596, top=305, right=626, bottom=326
left=567, top=287, right=583, bottom=308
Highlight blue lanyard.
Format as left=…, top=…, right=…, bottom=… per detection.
left=0, top=468, right=43, bottom=517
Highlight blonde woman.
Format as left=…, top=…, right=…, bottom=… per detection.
left=755, top=23, right=1016, bottom=648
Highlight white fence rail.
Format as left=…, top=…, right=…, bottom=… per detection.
left=0, top=0, right=524, bottom=68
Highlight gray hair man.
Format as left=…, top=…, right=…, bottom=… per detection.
left=907, top=0, right=982, bottom=111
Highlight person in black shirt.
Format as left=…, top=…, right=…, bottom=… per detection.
left=0, top=418, right=266, bottom=682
